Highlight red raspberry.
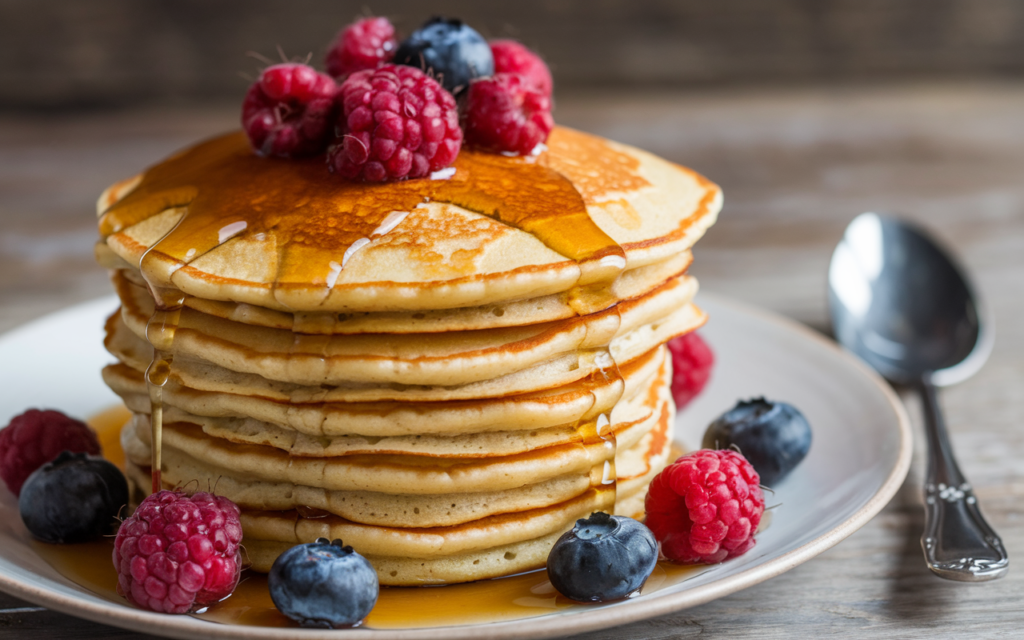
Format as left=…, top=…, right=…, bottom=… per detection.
left=645, top=449, right=764, bottom=564
left=667, top=331, right=714, bottom=410
left=328, top=64, right=462, bottom=182
left=0, top=409, right=100, bottom=496
left=325, top=16, right=397, bottom=78
left=463, top=73, right=554, bottom=156
left=113, top=490, right=243, bottom=614
left=490, top=40, right=553, bottom=97
left=241, top=63, right=337, bottom=158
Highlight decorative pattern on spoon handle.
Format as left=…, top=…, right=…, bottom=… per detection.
left=919, top=378, right=1008, bottom=581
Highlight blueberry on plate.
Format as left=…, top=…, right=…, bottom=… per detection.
left=394, top=16, right=493, bottom=95
left=269, top=538, right=378, bottom=628
left=547, top=512, right=658, bottom=602
left=19, top=450, right=128, bottom=544
left=702, top=397, right=812, bottom=486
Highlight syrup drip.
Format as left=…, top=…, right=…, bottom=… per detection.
left=97, top=130, right=635, bottom=530
left=574, top=312, right=625, bottom=511
left=140, top=267, right=186, bottom=493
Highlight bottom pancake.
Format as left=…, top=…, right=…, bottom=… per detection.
left=242, top=529, right=567, bottom=586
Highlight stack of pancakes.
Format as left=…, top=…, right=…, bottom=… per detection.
left=94, top=126, right=721, bottom=585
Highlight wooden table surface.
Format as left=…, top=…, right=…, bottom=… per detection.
left=1, top=81, right=1023, bottom=638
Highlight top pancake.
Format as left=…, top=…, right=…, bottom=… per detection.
left=96, top=127, right=721, bottom=313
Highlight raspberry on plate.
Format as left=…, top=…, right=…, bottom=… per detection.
left=490, top=40, right=553, bottom=97
left=645, top=449, right=764, bottom=564
left=241, top=63, right=338, bottom=158
left=113, top=490, right=243, bottom=614
left=325, top=16, right=397, bottom=78
left=0, top=409, right=101, bottom=496
left=328, top=64, right=462, bottom=182
left=463, top=72, right=554, bottom=156
left=667, top=331, right=714, bottom=410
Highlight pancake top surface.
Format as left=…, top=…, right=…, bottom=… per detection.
left=98, top=127, right=720, bottom=312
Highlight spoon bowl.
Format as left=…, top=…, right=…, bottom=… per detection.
left=828, top=212, right=991, bottom=385
left=828, top=212, right=1007, bottom=582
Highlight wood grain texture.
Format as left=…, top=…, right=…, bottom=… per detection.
left=0, top=82, right=1022, bottom=637
left=4, top=1, right=1024, bottom=109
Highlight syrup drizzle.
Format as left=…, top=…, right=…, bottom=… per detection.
left=576, top=326, right=625, bottom=510
left=98, top=131, right=626, bottom=297
left=140, top=279, right=185, bottom=493
left=98, top=129, right=636, bottom=534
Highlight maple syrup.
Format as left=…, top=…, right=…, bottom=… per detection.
left=198, top=559, right=701, bottom=629
left=574, top=351, right=622, bottom=512
left=32, top=536, right=700, bottom=630
left=87, top=404, right=130, bottom=469
left=97, top=131, right=626, bottom=300
left=141, top=284, right=185, bottom=494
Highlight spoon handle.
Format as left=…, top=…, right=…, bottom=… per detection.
left=918, top=378, right=1008, bottom=581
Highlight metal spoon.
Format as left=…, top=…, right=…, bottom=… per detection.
left=828, top=212, right=1007, bottom=581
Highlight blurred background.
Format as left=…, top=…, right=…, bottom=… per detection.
left=6, top=0, right=1024, bottom=109
left=2, top=0, right=1023, bottom=332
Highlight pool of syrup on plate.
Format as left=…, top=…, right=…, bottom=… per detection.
left=28, top=405, right=704, bottom=629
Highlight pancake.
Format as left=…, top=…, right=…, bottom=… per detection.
left=239, top=527, right=566, bottom=584
left=113, top=269, right=697, bottom=387
left=97, top=127, right=721, bottom=314
left=106, top=247, right=694, bottom=335
left=104, top=303, right=705, bottom=403
left=96, top=123, right=719, bottom=585
left=132, top=421, right=615, bottom=496
left=102, top=345, right=664, bottom=439
left=121, top=400, right=669, bottom=529
left=113, top=345, right=669, bottom=458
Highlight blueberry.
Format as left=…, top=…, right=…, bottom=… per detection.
left=269, top=538, right=378, bottom=628
left=547, top=512, right=658, bottom=602
left=702, top=397, right=812, bottom=486
left=394, top=17, right=493, bottom=95
left=19, top=450, right=128, bottom=544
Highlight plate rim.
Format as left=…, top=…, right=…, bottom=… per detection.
left=0, top=292, right=913, bottom=640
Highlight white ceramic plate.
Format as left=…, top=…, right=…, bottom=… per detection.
left=0, top=293, right=911, bottom=639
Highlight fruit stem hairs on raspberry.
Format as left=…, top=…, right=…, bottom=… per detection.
left=242, top=15, right=557, bottom=183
